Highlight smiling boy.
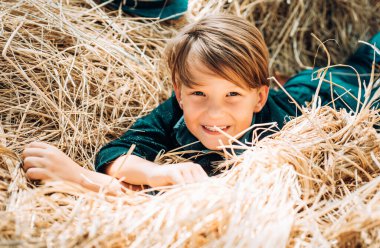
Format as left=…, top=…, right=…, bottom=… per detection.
left=22, top=14, right=379, bottom=193
left=174, top=60, right=267, bottom=151
left=95, top=14, right=270, bottom=187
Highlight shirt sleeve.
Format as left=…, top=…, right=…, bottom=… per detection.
left=94, top=94, right=183, bottom=173
left=282, top=32, right=380, bottom=113
left=265, top=32, right=380, bottom=129
left=269, top=67, right=368, bottom=124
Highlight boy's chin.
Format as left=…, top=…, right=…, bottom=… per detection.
left=201, top=140, right=226, bottom=151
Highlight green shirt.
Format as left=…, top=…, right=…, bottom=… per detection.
left=95, top=32, right=379, bottom=176
left=102, top=0, right=188, bottom=20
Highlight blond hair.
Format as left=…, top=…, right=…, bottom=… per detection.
left=165, top=14, right=269, bottom=89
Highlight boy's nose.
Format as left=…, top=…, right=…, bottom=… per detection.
left=206, top=101, right=225, bottom=119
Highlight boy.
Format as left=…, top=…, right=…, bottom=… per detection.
left=22, top=14, right=379, bottom=193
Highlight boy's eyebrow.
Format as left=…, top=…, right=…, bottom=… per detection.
left=184, top=80, right=206, bottom=88
left=184, top=84, right=204, bottom=89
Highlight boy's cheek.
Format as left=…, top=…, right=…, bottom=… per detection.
left=182, top=105, right=204, bottom=118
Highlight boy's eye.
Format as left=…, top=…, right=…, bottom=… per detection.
left=192, top=91, right=205, bottom=96
left=226, top=92, right=241, bottom=97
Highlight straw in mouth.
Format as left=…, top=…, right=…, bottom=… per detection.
left=202, top=125, right=230, bottom=135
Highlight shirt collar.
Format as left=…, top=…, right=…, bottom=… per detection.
left=173, top=115, right=257, bottom=153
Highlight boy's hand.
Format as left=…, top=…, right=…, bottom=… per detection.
left=146, top=162, right=209, bottom=187
left=22, top=141, right=85, bottom=183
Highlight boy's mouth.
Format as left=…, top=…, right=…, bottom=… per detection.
left=202, top=125, right=230, bottom=134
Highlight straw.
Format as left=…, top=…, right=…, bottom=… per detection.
left=0, top=0, right=379, bottom=247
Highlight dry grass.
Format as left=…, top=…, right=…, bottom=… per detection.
left=189, top=0, right=380, bottom=76
left=0, top=0, right=379, bottom=247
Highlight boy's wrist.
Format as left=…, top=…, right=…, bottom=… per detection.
left=76, top=167, right=123, bottom=194
left=75, top=166, right=90, bottom=187
left=144, top=165, right=158, bottom=187
left=109, top=154, right=160, bottom=186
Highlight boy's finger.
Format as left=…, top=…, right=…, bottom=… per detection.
left=25, top=167, right=50, bottom=181
left=181, top=170, right=195, bottom=184
left=28, top=141, right=50, bottom=149
left=193, top=169, right=208, bottom=182
left=23, top=157, right=44, bottom=171
left=191, top=170, right=205, bottom=182
left=22, top=147, right=45, bottom=159
left=195, top=165, right=208, bottom=179
left=171, top=171, right=185, bottom=185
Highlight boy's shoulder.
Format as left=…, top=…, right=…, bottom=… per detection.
left=152, top=93, right=183, bottom=125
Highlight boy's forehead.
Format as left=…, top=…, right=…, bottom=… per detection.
left=187, top=58, right=217, bottom=79
left=185, top=61, right=250, bottom=91
left=186, top=58, right=249, bottom=89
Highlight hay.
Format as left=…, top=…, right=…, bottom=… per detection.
left=0, top=0, right=174, bottom=168
left=0, top=0, right=379, bottom=247
left=189, top=0, right=380, bottom=76
left=1, top=101, right=379, bottom=247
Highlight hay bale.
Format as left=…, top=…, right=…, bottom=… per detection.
left=0, top=0, right=173, bottom=169
left=0, top=103, right=379, bottom=247
left=0, top=0, right=379, bottom=247
left=189, top=0, right=380, bottom=76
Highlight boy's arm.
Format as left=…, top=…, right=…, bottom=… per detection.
left=22, top=141, right=134, bottom=195
left=78, top=167, right=130, bottom=193
left=22, top=140, right=207, bottom=194
left=105, top=154, right=156, bottom=185
left=96, top=94, right=210, bottom=187
left=23, top=95, right=208, bottom=191
left=105, top=154, right=208, bottom=187
left=79, top=167, right=145, bottom=193
left=95, top=94, right=182, bottom=174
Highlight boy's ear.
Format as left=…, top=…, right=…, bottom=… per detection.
left=173, top=83, right=183, bottom=109
left=253, top=85, right=269, bottom=113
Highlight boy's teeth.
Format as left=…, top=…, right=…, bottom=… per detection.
left=204, top=125, right=227, bottom=131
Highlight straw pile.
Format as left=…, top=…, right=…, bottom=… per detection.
left=1, top=93, right=379, bottom=247
left=0, top=0, right=379, bottom=247
left=189, top=0, right=380, bottom=76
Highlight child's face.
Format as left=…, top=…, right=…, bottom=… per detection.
left=174, top=62, right=268, bottom=150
